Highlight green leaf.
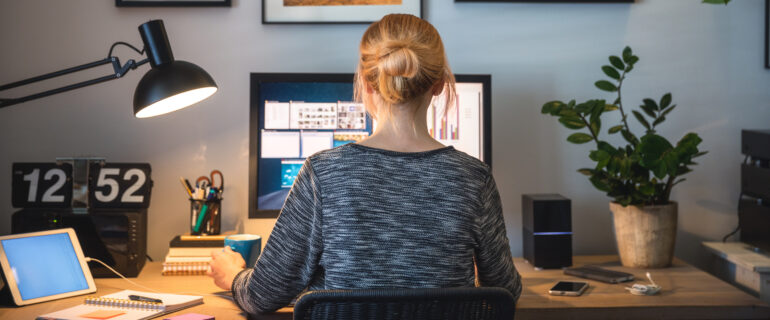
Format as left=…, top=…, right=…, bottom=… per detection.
left=558, top=116, right=586, bottom=130
left=604, top=104, right=619, bottom=111
left=577, top=168, right=594, bottom=176
left=574, top=102, right=593, bottom=114
left=558, top=108, right=578, bottom=117
left=626, top=56, right=639, bottom=65
left=632, top=110, right=651, bottom=130
left=643, top=98, right=659, bottom=111
left=640, top=104, right=657, bottom=118
left=590, top=117, right=601, bottom=137
left=652, top=116, right=666, bottom=127
left=653, top=161, right=668, bottom=179
left=638, top=134, right=674, bottom=166
left=693, top=151, right=708, bottom=158
left=609, top=56, right=625, bottom=70
left=660, top=105, right=676, bottom=117
left=639, top=183, right=655, bottom=196
left=589, top=100, right=605, bottom=123
left=664, top=152, right=680, bottom=177
left=602, top=65, right=621, bottom=80
left=608, top=125, right=624, bottom=134
left=660, top=93, right=672, bottom=109
left=597, top=141, right=617, bottom=154
left=622, top=47, right=633, bottom=63
left=541, top=101, right=563, bottom=114
left=621, top=129, right=639, bottom=145
left=595, top=80, right=618, bottom=92
left=589, top=175, right=611, bottom=192
left=702, top=0, right=730, bottom=4
left=567, top=132, right=594, bottom=144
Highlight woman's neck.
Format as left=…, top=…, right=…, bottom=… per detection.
left=357, top=96, right=446, bottom=152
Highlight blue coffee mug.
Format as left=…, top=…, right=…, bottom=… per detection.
left=225, top=234, right=262, bottom=268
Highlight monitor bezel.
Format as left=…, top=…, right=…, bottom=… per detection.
left=248, top=73, right=492, bottom=218
left=0, top=228, right=97, bottom=306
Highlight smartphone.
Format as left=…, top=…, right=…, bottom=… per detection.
left=548, top=281, right=589, bottom=296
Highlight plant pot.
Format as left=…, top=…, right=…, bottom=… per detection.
left=609, top=201, right=677, bottom=268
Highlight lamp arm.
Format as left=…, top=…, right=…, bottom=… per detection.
left=0, top=56, right=149, bottom=109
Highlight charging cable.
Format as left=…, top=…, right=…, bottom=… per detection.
left=625, top=272, right=661, bottom=296
left=85, top=257, right=232, bottom=300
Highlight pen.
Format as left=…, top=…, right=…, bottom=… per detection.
left=128, top=294, right=163, bottom=304
left=193, top=203, right=209, bottom=233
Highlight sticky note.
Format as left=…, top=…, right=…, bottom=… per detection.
left=163, top=313, right=215, bottom=320
left=80, top=309, right=126, bottom=319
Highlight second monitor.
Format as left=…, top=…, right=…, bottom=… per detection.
left=248, top=73, right=491, bottom=217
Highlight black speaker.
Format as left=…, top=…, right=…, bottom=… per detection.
left=522, top=194, right=572, bottom=269
left=11, top=208, right=147, bottom=277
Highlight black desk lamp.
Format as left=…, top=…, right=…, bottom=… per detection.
left=0, top=20, right=217, bottom=118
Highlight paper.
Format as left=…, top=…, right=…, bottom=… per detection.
left=264, top=101, right=290, bottom=129
left=163, top=313, right=215, bottom=320
left=261, top=131, right=300, bottom=158
left=290, top=102, right=337, bottom=129
left=80, top=310, right=126, bottom=319
left=301, top=131, right=333, bottom=157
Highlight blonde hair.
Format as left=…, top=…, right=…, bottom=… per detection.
left=354, top=14, right=456, bottom=120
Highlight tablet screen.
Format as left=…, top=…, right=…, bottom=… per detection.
left=1, top=232, right=89, bottom=300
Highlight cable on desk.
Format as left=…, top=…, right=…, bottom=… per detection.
left=85, top=257, right=233, bottom=300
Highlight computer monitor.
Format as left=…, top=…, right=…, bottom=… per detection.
left=248, top=73, right=491, bottom=217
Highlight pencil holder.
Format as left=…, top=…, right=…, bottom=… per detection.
left=190, top=198, right=221, bottom=235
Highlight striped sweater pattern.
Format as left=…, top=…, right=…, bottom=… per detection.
left=232, top=143, right=522, bottom=314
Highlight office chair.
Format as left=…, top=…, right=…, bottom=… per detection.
left=293, top=287, right=516, bottom=320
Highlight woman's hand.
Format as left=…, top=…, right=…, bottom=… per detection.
left=207, top=246, right=247, bottom=291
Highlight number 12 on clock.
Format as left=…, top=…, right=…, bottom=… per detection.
left=12, top=163, right=73, bottom=208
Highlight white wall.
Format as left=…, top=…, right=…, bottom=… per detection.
left=1, top=0, right=768, bottom=270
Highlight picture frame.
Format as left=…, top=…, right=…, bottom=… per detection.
left=116, top=0, right=231, bottom=7
left=262, top=0, right=423, bottom=24
left=454, top=0, right=632, bottom=2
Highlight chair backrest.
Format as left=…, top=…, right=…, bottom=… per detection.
left=292, top=287, right=516, bottom=320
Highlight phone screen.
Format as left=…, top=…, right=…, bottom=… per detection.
left=551, top=281, right=588, bottom=292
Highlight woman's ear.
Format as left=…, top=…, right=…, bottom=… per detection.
left=431, top=80, right=445, bottom=96
left=366, top=82, right=375, bottom=94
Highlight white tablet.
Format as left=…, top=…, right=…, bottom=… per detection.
left=0, top=228, right=96, bottom=306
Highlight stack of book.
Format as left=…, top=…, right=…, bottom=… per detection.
left=162, top=234, right=225, bottom=276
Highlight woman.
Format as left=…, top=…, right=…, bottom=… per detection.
left=208, top=14, right=521, bottom=315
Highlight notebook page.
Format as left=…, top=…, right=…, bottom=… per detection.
left=101, top=290, right=203, bottom=311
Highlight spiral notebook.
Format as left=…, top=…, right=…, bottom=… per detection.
left=36, top=290, right=202, bottom=320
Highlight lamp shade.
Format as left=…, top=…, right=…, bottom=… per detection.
left=133, top=20, right=217, bottom=118
left=133, top=60, right=217, bottom=118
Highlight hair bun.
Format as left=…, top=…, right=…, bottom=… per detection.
left=378, top=41, right=419, bottom=79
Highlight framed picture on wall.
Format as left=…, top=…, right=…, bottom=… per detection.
left=116, top=0, right=231, bottom=7
left=263, top=0, right=422, bottom=24
left=455, top=0, right=632, bottom=2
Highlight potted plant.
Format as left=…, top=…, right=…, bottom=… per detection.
left=541, top=47, right=706, bottom=268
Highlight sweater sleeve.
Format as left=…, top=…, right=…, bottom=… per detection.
left=474, top=169, right=522, bottom=301
left=232, top=158, right=323, bottom=314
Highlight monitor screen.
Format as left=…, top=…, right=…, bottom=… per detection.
left=1, top=232, right=90, bottom=300
left=249, top=73, right=491, bottom=217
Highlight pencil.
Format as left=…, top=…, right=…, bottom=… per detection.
left=179, top=177, right=193, bottom=198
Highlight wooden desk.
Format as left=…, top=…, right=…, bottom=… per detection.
left=515, top=255, right=770, bottom=319
left=2, top=256, right=768, bottom=319
left=0, top=262, right=291, bottom=320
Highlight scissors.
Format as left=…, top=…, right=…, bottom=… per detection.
left=196, top=170, right=224, bottom=196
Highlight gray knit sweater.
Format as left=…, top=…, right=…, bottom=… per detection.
left=232, top=143, right=522, bottom=314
